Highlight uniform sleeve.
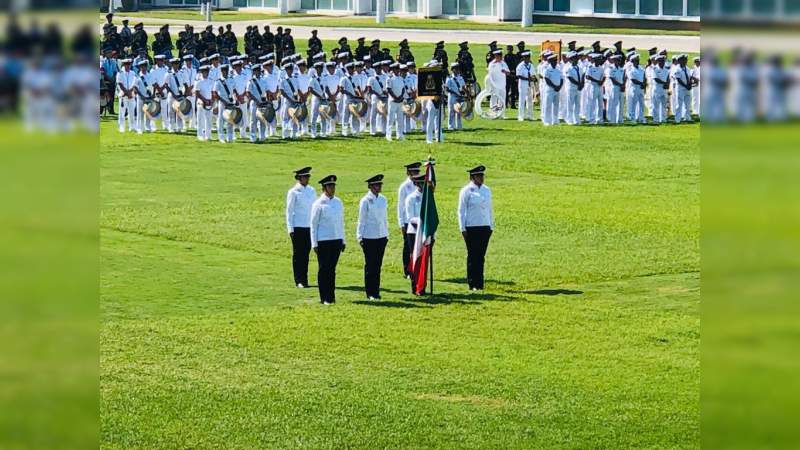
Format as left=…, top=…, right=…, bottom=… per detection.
left=397, top=184, right=406, bottom=228
left=356, top=197, right=367, bottom=242
left=457, top=187, right=468, bottom=232
left=285, top=189, right=295, bottom=233
left=382, top=197, right=389, bottom=239
left=339, top=201, right=346, bottom=245
left=488, top=187, right=495, bottom=231
left=310, top=201, right=320, bottom=248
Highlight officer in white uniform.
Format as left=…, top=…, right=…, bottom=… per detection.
left=625, top=54, right=647, bottom=124
left=164, top=58, right=185, bottom=133
left=310, top=175, right=346, bottom=305
left=673, top=54, right=693, bottom=123
left=385, top=62, right=406, bottom=141
left=193, top=65, right=214, bottom=141
left=115, top=58, right=137, bottom=133
left=262, top=60, right=280, bottom=137
left=246, top=64, right=268, bottom=142
left=133, top=60, right=155, bottom=134
left=279, top=62, right=302, bottom=139
left=458, top=165, right=494, bottom=291
left=286, top=167, right=316, bottom=288
left=564, top=51, right=583, bottom=125
left=392, top=161, right=419, bottom=279
left=584, top=53, right=605, bottom=125
left=180, top=55, right=198, bottom=129
left=487, top=49, right=509, bottom=112
left=357, top=174, right=390, bottom=300
left=403, top=62, right=419, bottom=132
left=354, top=61, right=371, bottom=131
left=651, top=55, right=670, bottom=124
left=605, top=54, right=625, bottom=124
left=150, top=55, right=170, bottom=131
left=339, top=62, right=361, bottom=136
left=214, top=64, right=236, bottom=143
left=541, top=53, right=563, bottom=126
left=445, top=62, right=466, bottom=130
left=367, top=61, right=388, bottom=135
left=308, top=61, right=327, bottom=138
left=231, top=59, right=251, bottom=139
left=294, top=60, right=312, bottom=136
left=515, top=51, right=535, bottom=121
left=321, top=61, right=340, bottom=136
left=404, top=174, right=425, bottom=293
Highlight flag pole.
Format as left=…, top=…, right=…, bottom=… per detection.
left=429, top=241, right=434, bottom=297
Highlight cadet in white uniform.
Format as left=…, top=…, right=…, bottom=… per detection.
left=115, top=59, right=137, bottom=133
left=286, top=167, right=316, bottom=288
left=133, top=60, right=155, bottom=134
left=445, top=62, right=466, bottom=130
left=164, top=58, right=185, bottom=133
left=214, top=64, right=237, bottom=143
left=487, top=49, right=509, bottom=112
left=584, top=53, right=605, bottom=125
left=231, top=59, right=251, bottom=139
left=690, top=57, right=701, bottom=117
left=193, top=66, right=214, bottom=140
left=397, top=162, right=421, bottom=278
left=625, top=54, right=647, bottom=124
left=262, top=60, right=280, bottom=137
left=605, top=55, right=625, bottom=124
left=279, top=62, right=301, bottom=139
left=458, top=165, right=494, bottom=291
left=321, top=62, right=340, bottom=136
left=308, top=61, right=327, bottom=138
left=246, top=64, right=268, bottom=142
left=294, top=60, right=312, bottom=136
left=357, top=174, right=390, bottom=300
left=150, top=55, right=170, bottom=131
left=541, top=54, right=563, bottom=126
left=651, top=55, right=670, bottom=124
left=673, top=54, right=694, bottom=123
left=385, top=62, right=406, bottom=141
left=564, top=51, right=583, bottom=125
left=180, top=55, right=198, bottom=129
left=310, top=175, right=346, bottom=305
left=339, top=62, right=361, bottom=136
left=404, top=174, right=426, bottom=293
left=515, top=51, right=535, bottom=121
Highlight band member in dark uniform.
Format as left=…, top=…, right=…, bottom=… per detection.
left=337, top=37, right=353, bottom=62
left=286, top=167, right=316, bottom=289
left=310, top=175, right=346, bottom=305
left=458, top=166, right=494, bottom=291
left=369, top=39, right=382, bottom=63
left=282, top=28, right=295, bottom=57
left=397, top=162, right=421, bottom=278
left=504, top=45, right=519, bottom=109
left=457, top=41, right=476, bottom=84
left=433, top=40, right=448, bottom=74
left=357, top=174, right=389, bottom=300
left=397, top=38, right=414, bottom=64
left=308, top=29, right=322, bottom=57
left=262, top=25, right=275, bottom=55
left=485, top=41, right=498, bottom=66
left=355, top=37, right=369, bottom=61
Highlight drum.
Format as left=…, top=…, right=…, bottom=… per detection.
left=318, top=101, right=337, bottom=121
left=256, top=102, right=275, bottom=123
left=348, top=99, right=369, bottom=118
left=143, top=99, right=162, bottom=119
left=376, top=98, right=388, bottom=116
left=402, top=99, right=421, bottom=117
left=289, top=102, right=308, bottom=122
left=223, top=106, right=243, bottom=125
left=172, top=98, right=192, bottom=117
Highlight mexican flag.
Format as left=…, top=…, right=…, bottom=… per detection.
left=409, top=160, right=438, bottom=295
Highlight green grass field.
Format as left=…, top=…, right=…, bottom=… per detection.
left=100, top=36, right=699, bottom=447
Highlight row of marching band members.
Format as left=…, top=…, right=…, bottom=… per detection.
left=114, top=51, right=473, bottom=144
left=505, top=46, right=700, bottom=126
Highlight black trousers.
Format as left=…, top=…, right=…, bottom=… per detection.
left=361, top=237, right=388, bottom=298
left=401, top=224, right=411, bottom=277
left=405, top=232, right=419, bottom=293
left=291, top=227, right=311, bottom=286
left=465, top=226, right=492, bottom=289
left=506, top=76, right=518, bottom=108
left=316, top=239, right=343, bottom=303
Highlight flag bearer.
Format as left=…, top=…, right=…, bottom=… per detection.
left=397, top=162, right=422, bottom=278
left=286, top=167, right=316, bottom=289
left=310, top=175, right=346, bottom=305
left=404, top=174, right=426, bottom=293
left=357, top=174, right=389, bottom=300
left=458, top=166, right=494, bottom=291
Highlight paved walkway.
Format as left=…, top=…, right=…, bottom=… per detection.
left=117, top=16, right=700, bottom=53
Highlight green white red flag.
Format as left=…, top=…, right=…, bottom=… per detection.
left=409, top=160, right=438, bottom=295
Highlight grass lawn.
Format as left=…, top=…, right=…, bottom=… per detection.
left=273, top=15, right=700, bottom=36
left=100, top=37, right=699, bottom=447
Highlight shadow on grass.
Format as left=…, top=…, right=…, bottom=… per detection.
left=441, top=277, right=516, bottom=286
left=339, top=285, right=408, bottom=294
left=403, top=291, right=518, bottom=305
left=520, top=289, right=584, bottom=296
left=352, top=300, right=432, bottom=309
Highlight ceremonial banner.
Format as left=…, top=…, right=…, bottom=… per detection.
left=417, top=66, right=444, bottom=100
left=409, top=161, right=438, bottom=295
left=541, top=40, right=562, bottom=56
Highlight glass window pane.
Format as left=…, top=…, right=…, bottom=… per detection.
left=534, top=0, right=549, bottom=10
left=332, top=0, right=348, bottom=8
left=233, top=0, right=247, bottom=5
left=476, top=0, right=493, bottom=14
left=248, top=0, right=260, bottom=6
left=788, top=0, right=800, bottom=14
left=720, top=0, right=743, bottom=14
left=553, top=0, right=569, bottom=11
left=639, top=0, right=658, bottom=14
left=302, top=0, right=314, bottom=7
left=594, top=0, right=612, bottom=13
left=687, top=0, right=699, bottom=15
left=389, top=0, right=401, bottom=10
left=753, top=0, right=775, bottom=14
left=185, top=0, right=197, bottom=4
left=407, top=0, right=417, bottom=12
left=459, top=0, right=474, bottom=15
left=169, top=0, right=182, bottom=4
left=443, top=0, right=458, bottom=13
left=318, top=0, right=331, bottom=8
left=663, top=0, right=683, bottom=14
left=618, top=0, right=635, bottom=13
left=264, top=0, right=277, bottom=6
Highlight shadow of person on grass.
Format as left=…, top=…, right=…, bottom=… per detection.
left=403, top=291, right=519, bottom=305
left=441, top=277, right=516, bottom=286
left=339, top=285, right=408, bottom=295
left=352, top=300, right=432, bottom=309
left=518, top=289, right=584, bottom=296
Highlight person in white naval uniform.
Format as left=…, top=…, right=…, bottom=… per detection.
left=584, top=54, right=605, bottom=125
left=445, top=63, right=466, bottom=130
left=605, top=54, right=625, bottom=124
left=286, top=167, right=316, bottom=288
left=404, top=174, right=426, bottom=294
left=458, top=165, right=495, bottom=291
left=564, top=51, right=583, bottom=125
left=385, top=62, right=406, bottom=141
left=672, top=54, right=694, bottom=123
left=357, top=174, right=390, bottom=300
left=308, top=62, right=327, bottom=138
left=541, top=53, right=563, bottom=126
left=193, top=65, right=214, bottom=141
left=397, top=161, right=422, bottom=278
left=625, top=54, right=647, bottom=124
left=246, top=64, right=268, bottom=142
left=515, top=51, right=535, bottom=121
left=310, top=175, right=346, bottom=305
left=651, top=55, right=671, bottom=124
left=164, top=58, right=186, bottom=133
left=115, top=59, right=137, bottom=133
left=487, top=49, right=509, bottom=112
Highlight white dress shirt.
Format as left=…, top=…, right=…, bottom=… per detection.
left=310, top=194, right=345, bottom=247
left=285, top=183, right=316, bottom=232
left=487, top=60, right=509, bottom=89
left=357, top=191, right=389, bottom=241
left=397, top=177, right=416, bottom=227
left=458, top=182, right=494, bottom=232
left=404, top=189, right=423, bottom=234
left=387, top=75, right=406, bottom=101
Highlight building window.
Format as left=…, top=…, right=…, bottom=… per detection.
left=639, top=0, right=658, bottom=14
left=407, top=0, right=417, bottom=12
left=534, top=0, right=549, bottom=10
left=720, top=0, right=744, bottom=14
left=458, top=0, right=474, bottom=14
left=332, top=0, right=349, bottom=8
left=789, top=0, right=800, bottom=14
left=302, top=0, right=314, bottom=7
left=617, top=0, right=635, bottom=13
left=687, top=0, right=699, bottom=15
left=553, top=0, right=569, bottom=11
left=476, top=0, right=493, bottom=14
left=663, top=0, right=683, bottom=14
left=594, top=0, right=613, bottom=13
left=443, top=0, right=458, bottom=13
left=753, top=0, right=776, bottom=14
